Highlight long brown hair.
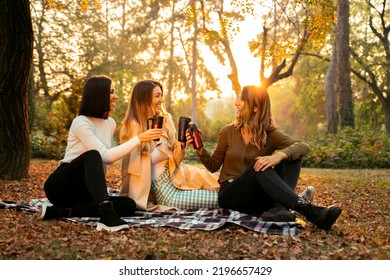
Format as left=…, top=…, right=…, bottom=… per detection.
left=120, top=80, right=166, bottom=146
left=235, top=85, right=276, bottom=150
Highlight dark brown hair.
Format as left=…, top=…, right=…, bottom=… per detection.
left=78, top=75, right=112, bottom=119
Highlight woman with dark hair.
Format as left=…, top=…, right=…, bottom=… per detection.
left=120, top=80, right=219, bottom=211
left=39, top=75, right=162, bottom=232
left=193, top=86, right=342, bottom=230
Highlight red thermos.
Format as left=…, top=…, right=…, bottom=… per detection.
left=188, top=123, right=203, bottom=149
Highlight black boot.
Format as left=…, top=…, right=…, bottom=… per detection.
left=37, top=201, right=71, bottom=220
left=294, top=199, right=342, bottom=230
left=96, top=201, right=129, bottom=232
left=261, top=203, right=296, bottom=222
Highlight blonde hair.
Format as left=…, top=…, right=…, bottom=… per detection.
left=120, top=80, right=167, bottom=152
left=234, top=85, right=276, bottom=150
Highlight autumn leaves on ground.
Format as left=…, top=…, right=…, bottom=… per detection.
left=0, top=160, right=389, bottom=260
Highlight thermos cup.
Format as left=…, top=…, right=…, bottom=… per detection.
left=147, top=115, right=164, bottom=141
left=178, top=116, right=191, bottom=142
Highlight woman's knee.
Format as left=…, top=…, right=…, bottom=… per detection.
left=217, top=192, right=228, bottom=209
left=255, top=167, right=278, bottom=180
left=83, top=150, right=102, bottom=161
left=218, top=188, right=241, bottom=210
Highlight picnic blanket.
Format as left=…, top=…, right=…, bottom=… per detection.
left=0, top=189, right=301, bottom=235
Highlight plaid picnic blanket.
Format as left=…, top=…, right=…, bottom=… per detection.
left=0, top=189, right=301, bottom=235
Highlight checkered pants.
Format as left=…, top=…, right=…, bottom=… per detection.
left=151, top=167, right=219, bottom=210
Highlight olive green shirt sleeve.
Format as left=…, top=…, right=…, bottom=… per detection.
left=267, top=129, right=310, bottom=160
left=197, top=125, right=228, bottom=173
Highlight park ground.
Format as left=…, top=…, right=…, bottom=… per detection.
left=0, top=160, right=389, bottom=260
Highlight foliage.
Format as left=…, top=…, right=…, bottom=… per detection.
left=349, top=0, right=390, bottom=134
left=293, top=56, right=328, bottom=135
left=354, top=96, right=384, bottom=130
left=248, top=0, right=335, bottom=73
left=303, top=127, right=390, bottom=169
left=268, top=65, right=327, bottom=139
left=30, top=0, right=223, bottom=157
left=203, top=95, right=236, bottom=139
left=31, top=130, right=66, bottom=160
left=30, top=77, right=83, bottom=160
left=1, top=161, right=389, bottom=259
left=268, top=54, right=385, bottom=139
left=183, top=140, right=217, bottom=164
left=10, top=0, right=390, bottom=173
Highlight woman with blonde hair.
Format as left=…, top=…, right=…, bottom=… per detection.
left=120, top=80, right=219, bottom=211
left=193, top=85, right=342, bottom=230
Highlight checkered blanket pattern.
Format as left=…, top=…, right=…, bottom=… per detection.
left=0, top=189, right=300, bottom=235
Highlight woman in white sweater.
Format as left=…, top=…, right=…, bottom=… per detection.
left=39, top=75, right=162, bottom=232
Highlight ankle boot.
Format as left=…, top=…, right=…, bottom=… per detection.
left=261, top=203, right=296, bottom=222
left=294, top=199, right=342, bottom=230
left=37, top=201, right=71, bottom=220
left=96, top=201, right=129, bottom=232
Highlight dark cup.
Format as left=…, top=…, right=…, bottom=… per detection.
left=147, top=115, right=164, bottom=140
left=178, top=116, right=191, bottom=142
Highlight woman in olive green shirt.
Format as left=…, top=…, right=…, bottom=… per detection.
left=194, top=86, right=342, bottom=231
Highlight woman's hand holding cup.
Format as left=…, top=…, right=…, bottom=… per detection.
left=185, top=130, right=193, bottom=147
left=138, top=129, right=163, bottom=142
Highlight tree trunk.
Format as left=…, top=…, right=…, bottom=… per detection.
left=0, top=0, right=33, bottom=179
left=383, top=98, right=390, bottom=136
left=28, top=66, right=35, bottom=131
left=190, top=18, right=198, bottom=124
left=325, top=39, right=338, bottom=134
left=166, top=2, right=176, bottom=115
left=336, top=0, right=354, bottom=129
left=223, top=37, right=241, bottom=96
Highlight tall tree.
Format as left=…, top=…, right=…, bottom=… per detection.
left=336, top=0, right=354, bottom=129
left=0, top=0, right=33, bottom=179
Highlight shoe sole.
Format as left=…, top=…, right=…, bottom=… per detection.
left=96, top=222, right=129, bottom=232
left=319, top=206, right=342, bottom=231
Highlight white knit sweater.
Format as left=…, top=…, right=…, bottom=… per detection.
left=60, top=115, right=140, bottom=174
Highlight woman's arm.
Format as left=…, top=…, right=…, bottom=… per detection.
left=269, top=129, right=310, bottom=160
left=75, top=118, right=162, bottom=164
left=252, top=129, right=309, bottom=172
left=192, top=126, right=228, bottom=173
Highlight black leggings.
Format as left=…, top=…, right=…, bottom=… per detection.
left=44, top=150, right=136, bottom=217
left=218, top=160, right=301, bottom=215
